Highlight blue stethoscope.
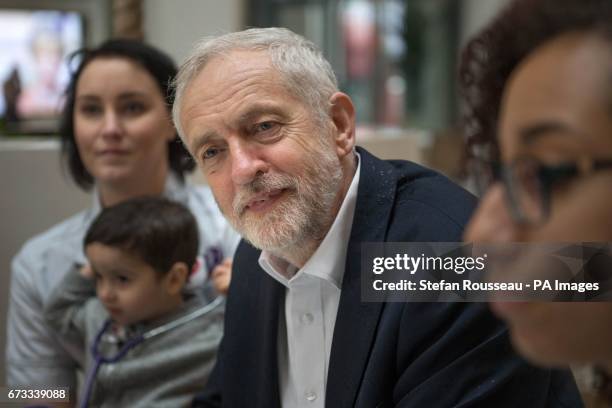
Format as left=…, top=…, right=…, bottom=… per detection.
left=79, top=296, right=224, bottom=408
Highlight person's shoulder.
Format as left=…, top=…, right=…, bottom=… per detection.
left=13, top=209, right=91, bottom=275
left=358, top=148, right=475, bottom=216
left=17, top=210, right=90, bottom=256
left=387, top=159, right=470, bottom=196
left=388, top=159, right=477, bottom=228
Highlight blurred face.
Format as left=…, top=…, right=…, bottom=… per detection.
left=86, top=243, right=179, bottom=326
left=179, top=51, right=353, bottom=262
left=74, top=57, right=175, bottom=196
left=465, top=33, right=612, bottom=368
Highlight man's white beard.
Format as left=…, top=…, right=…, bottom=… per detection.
left=229, top=146, right=343, bottom=256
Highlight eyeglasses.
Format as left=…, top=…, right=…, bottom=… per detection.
left=472, top=156, right=612, bottom=225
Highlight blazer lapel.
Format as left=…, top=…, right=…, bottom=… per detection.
left=325, top=148, right=398, bottom=407
left=254, top=272, right=284, bottom=408
left=236, top=243, right=283, bottom=408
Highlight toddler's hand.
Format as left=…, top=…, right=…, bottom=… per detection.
left=79, top=264, right=95, bottom=279
left=211, top=258, right=232, bottom=295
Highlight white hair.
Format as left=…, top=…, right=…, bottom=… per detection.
left=171, top=27, right=339, bottom=140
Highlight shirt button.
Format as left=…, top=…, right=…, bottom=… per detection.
left=305, top=391, right=317, bottom=402
left=300, top=313, right=314, bottom=324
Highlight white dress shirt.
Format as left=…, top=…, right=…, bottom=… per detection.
left=259, top=153, right=361, bottom=408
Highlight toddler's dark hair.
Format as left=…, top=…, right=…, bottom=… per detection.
left=84, top=196, right=199, bottom=275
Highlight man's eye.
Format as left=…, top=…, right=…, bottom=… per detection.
left=254, top=121, right=275, bottom=133
left=117, top=276, right=130, bottom=284
left=202, top=147, right=221, bottom=160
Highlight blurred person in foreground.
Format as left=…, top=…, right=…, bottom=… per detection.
left=6, top=39, right=239, bottom=394
left=173, top=27, right=582, bottom=407
left=461, top=0, right=612, bottom=403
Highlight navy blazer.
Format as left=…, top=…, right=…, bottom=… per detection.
left=194, top=148, right=582, bottom=407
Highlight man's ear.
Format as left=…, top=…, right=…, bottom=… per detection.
left=165, top=262, right=189, bottom=295
left=328, top=92, right=356, bottom=159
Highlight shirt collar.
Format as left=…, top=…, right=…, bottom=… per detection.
left=259, top=152, right=361, bottom=289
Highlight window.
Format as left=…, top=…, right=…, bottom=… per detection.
left=248, top=0, right=460, bottom=130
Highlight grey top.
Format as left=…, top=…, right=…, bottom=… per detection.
left=6, top=174, right=240, bottom=388
left=44, top=269, right=224, bottom=408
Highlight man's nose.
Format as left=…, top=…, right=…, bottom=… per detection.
left=230, top=141, right=269, bottom=186
left=464, top=183, right=518, bottom=242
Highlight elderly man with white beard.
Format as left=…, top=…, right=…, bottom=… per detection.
left=172, top=27, right=582, bottom=408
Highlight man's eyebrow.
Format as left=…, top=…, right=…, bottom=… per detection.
left=189, top=103, right=287, bottom=152
left=519, top=121, right=582, bottom=145
left=236, top=103, right=287, bottom=125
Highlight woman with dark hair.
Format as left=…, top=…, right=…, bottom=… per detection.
left=461, top=0, right=612, bottom=403
left=6, top=39, right=239, bottom=391
left=59, top=39, right=194, bottom=192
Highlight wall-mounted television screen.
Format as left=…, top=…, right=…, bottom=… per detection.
left=0, top=9, right=84, bottom=135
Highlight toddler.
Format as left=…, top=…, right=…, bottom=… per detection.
left=44, top=196, right=224, bottom=408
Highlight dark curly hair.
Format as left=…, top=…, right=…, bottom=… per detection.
left=60, top=39, right=195, bottom=190
left=459, top=0, right=612, bottom=164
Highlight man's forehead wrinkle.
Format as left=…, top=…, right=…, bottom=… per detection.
left=210, top=73, right=271, bottom=109
left=193, top=55, right=275, bottom=106
left=189, top=87, right=269, bottom=134
left=185, top=70, right=284, bottom=131
left=184, top=72, right=253, bottom=113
